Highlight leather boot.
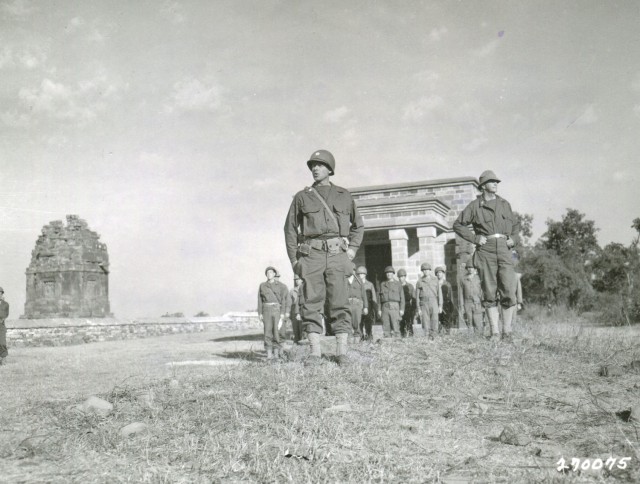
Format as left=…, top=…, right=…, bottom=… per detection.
left=336, top=332, right=350, bottom=366
left=486, top=306, right=501, bottom=341
left=305, top=332, right=322, bottom=366
left=501, top=305, right=515, bottom=339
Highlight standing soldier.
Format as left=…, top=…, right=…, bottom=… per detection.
left=415, top=263, right=442, bottom=339
left=289, top=275, right=305, bottom=344
left=274, top=271, right=291, bottom=341
left=357, top=265, right=377, bottom=341
left=453, top=170, right=520, bottom=342
left=377, top=266, right=405, bottom=338
left=347, top=263, right=368, bottom=344
left=257, top=267, right=290, bottom=360
left=0, top=288, right=9, bottom=365
left=462, top=262, right=484, bottom=333
left=398, top=268, right=416, bottom=337
left=284, top=149, right=364, bottom=365
left=435, top=266, right=454, bottom=333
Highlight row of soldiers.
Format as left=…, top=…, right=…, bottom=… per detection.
left=257, top=258, right=492, bottom=359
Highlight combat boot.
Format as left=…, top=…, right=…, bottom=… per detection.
left=501, top=305, right=516, bottom=338
left=304, top=332, right=323, bottom=366
left=335, top=333, right=351, bottom=366
left=486, top=306, right=501, bottom=341
left=266, top=348, right=273, bottom=360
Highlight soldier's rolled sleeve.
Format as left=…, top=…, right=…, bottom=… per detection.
left=348, top=199, right=364, bottom=251
left=284, top=197, right=301, bottom=265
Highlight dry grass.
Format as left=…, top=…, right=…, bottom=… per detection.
left=1, top=314, right=639, bottom=483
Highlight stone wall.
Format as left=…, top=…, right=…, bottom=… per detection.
left=6, top=314, right=261, bottom=348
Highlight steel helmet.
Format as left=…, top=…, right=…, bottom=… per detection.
left=264, top=266, right=277, bottom=276
left=478, top=170, right=501, bottom=188
left=420, top=262, right=432, bottom=271
left=384, top=266, right=395, bottom=274
left=356, top=266, right=368, bottom=275
left=307, top=149, right=335, bottom=175
left=435, top=266, right=446, bottom=274
left=397, top=268, right=407, bottom=277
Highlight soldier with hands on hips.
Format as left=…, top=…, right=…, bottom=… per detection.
left=257, top=266, right=290, bottom=360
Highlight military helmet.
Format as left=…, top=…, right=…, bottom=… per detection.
left=356, top=265, right=368, bottom=275
left=307, top=149, right=335, bottom=175
left=384, top=266, right=395, bottom=274
left=420, top=262, right=432, bottom=271
left=264, top=266, right=277, bottom=276
left=478, top=170, right=501, bottom=188
left=435, top=266, right=446, bottom=274
left=397, top=268, right=407, bottom=277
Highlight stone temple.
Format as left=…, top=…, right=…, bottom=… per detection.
left=22, top=215, right=111, bottom=319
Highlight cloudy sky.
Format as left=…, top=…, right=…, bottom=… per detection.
left=1, top=0, right=638, bottom=317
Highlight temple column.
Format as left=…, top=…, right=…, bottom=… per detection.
left=388, top=229, right=408, bottom=272
left=417, top=226, right=438, bottom=268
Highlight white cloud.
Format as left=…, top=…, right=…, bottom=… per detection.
left=165, top=78, right=224, bottom=113
left=0, top=46, right=12, bottom=68
left=574, top=104, right=598, bottom=125
left=429, top=26, right=448, bottom=42
left=161, top=1, right=186, bottom=24
left=475, top=39, right=500, bottom=58
left=17, top=49, right=43, bottom=69
left=631, top=74, right=640, bottom=93
left=633, top=104, right=640, bottom=117
left=402, top=95, right=444, bottom=122
left=17, top=76, right=119, bottom=124
left=88, top=28, right=106, bottom=43
left=324, top=106, right=349, bottom=123
left=1, top=0, right=36, bottom=16
left=1, top=110, right=30, bottom=127
left=462, top=136, right=488, bottom=152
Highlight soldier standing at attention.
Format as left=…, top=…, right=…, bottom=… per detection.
left=357, top=266, right=377, bottom=341
left=257, top=267, right=290, bottom=360
left=0, top=288, right=9, bottom=365
left=284, top=150, right=364, bottom=366
left=347, top=262, right=368, bottom=344
left=435, top=266, right=454, bottom=333
left=289, top=275, right=305, bottom=344
left=398, top=269, right=415, bottom=337
left=415, top=263, right=442, bottom=339
left=453, top=170, right=520, bottom=342
left=462, top=262, right=484, bottom=333
left=377, top=266, right=405, bottom=338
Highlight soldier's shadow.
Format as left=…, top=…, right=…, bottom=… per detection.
left=218, top=350, right=264, bottom=362
left=209, top=333, right=263, bottom=342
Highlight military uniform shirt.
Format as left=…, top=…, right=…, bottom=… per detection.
left=453, top=195, right=520, bottom=246
left=415, top=276, right=443, bottom=306
left=347, top=276, right=368, bottom=309
left=257, top=281, right=290, bottom=317
left=379, top=280, right=405, bottom=311
left=462, top=275, right=483, bottom=303
left=0, top=300, right=8, bottom=320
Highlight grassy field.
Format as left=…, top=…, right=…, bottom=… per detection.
left=1, top=309, right=639, bottom=483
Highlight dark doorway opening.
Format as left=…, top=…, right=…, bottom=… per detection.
left=365, top=243, right=392, bottom=297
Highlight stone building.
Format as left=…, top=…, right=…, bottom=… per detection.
left=350, top=177, right=478, bottom=323
left=22, top=215, right=111, bottom=319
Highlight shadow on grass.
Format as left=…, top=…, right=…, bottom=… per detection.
left=218, top=351, right=264, bottom=362
left=209, top=333, right=264, bottom=343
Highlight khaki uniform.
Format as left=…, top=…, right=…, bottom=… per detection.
left=284, top=183, right=364, bottom=335
left=453, top=195, right=520, bottom=308
left=415, top=275, right=442, bottom=337
left=257, top=281, right=290, bottom=350
left=361, top=279, right=377, bottom=340
left=347, top=276, right=368, bottom=339
left=400, top=282, right=415, bottom=336
left=462, top=274, right=484, bottom=331
left=289, top=286, right=305, bottom=343
left=439, top=280, right=455, bottom=331
left=0, top=299, right=9, bottom=358
left=379, top=280, right=405, bottom=337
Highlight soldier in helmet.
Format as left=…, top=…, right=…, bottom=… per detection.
left=377, top=266, right=405, bottom=338
left=435, top=266, right=455, bottom=333
left=289, top=275, right=306, bottom=344
left=356, top=265, right=377, bottom=341
left=284, top=150, right=364, bottom=365
left=461, top=262, right=484, bottom=333
left=397, top=268, right=416, bottom=337
left=0, top=287, right=9, bottom=365
left=257, top=267, right=290, bottom=360
left=453, top=170, right=520, bottom=342
left=415, top=263, right=442, bottom=339
left=346, top=262, right=368, bottom=344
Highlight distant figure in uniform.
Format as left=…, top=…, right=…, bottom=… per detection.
left=284, top=150, right=364, bottom=366
left=289, top=275, right=305, bottom=344
left=357, top=266, right=377, bottom=341
left=462, top=262, right=484, bottom=333
left=378, top=266, right=405, bottom=338
left=435, top=266, right=454, bottom=333
left=415, top=263, right=442, bottom=339
left=257, top=266, right=290, bottom=360
left=346, top=262, right=368, bottom=344
left=0, top=287, right=9, bottom=365
left=398, top=268, right=415, bottom=337
left=274, top=271, right=291, bottom=341
left=453, top=170, right=520, bottom=342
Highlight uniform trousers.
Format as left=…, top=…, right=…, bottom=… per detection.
left=473, top=238, right=517, bottom=308
left=419, top=299, right=440, bottom=336
left=464, top=301, right=484, bottom=331
left=0, top=320, right=7, bottom=358
left=381, top=301, right=401, bottom=337
left=261, top=304, right=282, bottom=350
left=348, top=298, right=363, bottom=338
left=297, top=247, right=351, bottom=335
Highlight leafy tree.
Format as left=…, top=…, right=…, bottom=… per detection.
left=194, top=311, right=210, bottom=317
left=513, top=212, right=534, bottom=247
left=539, top=208, right=600, bottom=261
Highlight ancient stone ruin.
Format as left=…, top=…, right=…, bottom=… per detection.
left=22, top=215, right=111, bottom=319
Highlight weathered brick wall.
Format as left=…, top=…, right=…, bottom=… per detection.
left=6, top=314, right=261, bottom=348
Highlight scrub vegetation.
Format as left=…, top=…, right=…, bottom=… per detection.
left=1, top=310, right=639, bottom=483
